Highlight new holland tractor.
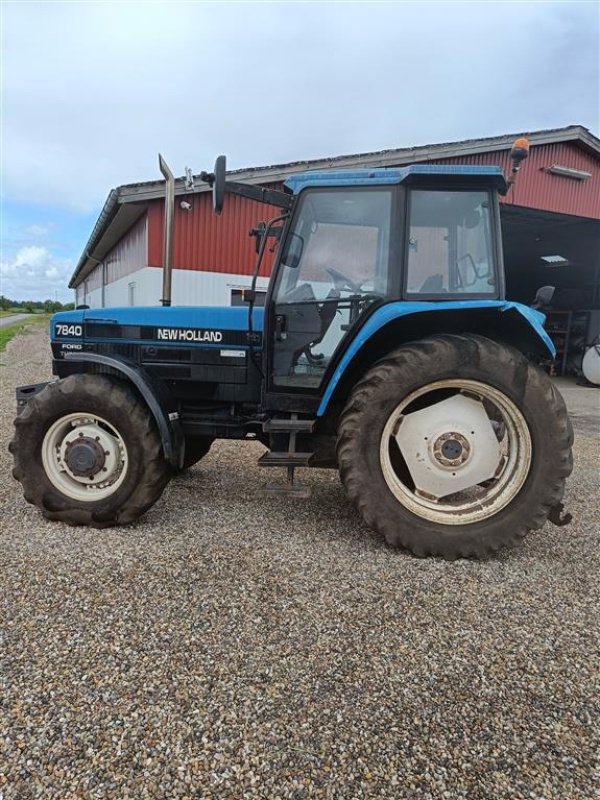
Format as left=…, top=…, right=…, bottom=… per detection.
left=10, top=139, right=573, bottom=559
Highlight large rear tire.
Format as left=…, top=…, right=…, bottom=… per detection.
left=10, top=374, right=171, bottom=528
left=337, top=335, right=573, bottom=560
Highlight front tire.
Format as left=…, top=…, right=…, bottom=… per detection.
left=10, top=374, right=171, bottom=528
left=337, top=335, right=573, bottom=560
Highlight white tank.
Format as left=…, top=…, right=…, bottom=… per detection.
left=582, top=345, right=600, bottom=386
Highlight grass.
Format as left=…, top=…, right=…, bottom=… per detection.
left=0, top=315, right=50, bottom=352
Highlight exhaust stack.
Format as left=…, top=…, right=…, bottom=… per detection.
left=159, top=154, right=175, bottom=306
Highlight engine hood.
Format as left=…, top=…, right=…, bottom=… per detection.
left=51, top=306, right=264, bottom=348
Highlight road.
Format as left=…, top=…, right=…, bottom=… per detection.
left=0, top=313, right=32, bottom=327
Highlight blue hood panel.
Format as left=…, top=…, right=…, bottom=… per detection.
left=51, top=306, right=264, bottom=347
left=81, top=305, right=264, bottom=330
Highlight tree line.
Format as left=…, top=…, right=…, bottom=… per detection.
left=0, top=296, right=75, bottom=313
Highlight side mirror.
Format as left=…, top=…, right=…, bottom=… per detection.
left=281, top=232, right=304, bottom=269
left=532, top=285, right=555, bottom=310
left=200, top=155, right=226, bottom=214
left=212, top=155, right=226, bottom=215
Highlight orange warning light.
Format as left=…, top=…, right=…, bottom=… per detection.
left=512, top=137, right=530, bottom=152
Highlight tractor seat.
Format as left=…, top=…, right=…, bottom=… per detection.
left=419, top=273, right=447, bottom=293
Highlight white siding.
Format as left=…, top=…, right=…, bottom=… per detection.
left=171, top=269, right=270, bottom=307
left=83, top=286, right=103, bottom=307
left=79, top=267, right=270, bottom=308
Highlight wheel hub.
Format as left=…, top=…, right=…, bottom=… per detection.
left=434, top=432, right=471, bottom=467
left=54, top=420, right=124, bottom=488
left=65, top=436, right=106, bottom=477
left=394, top=393, right=503, bottom=499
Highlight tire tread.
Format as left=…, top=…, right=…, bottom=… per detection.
left=337, top=334, right=573, bottom=560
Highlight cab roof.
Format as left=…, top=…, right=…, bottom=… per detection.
left=284, top=164, right=507, bottom=194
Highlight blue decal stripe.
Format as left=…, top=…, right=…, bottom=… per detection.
left=82, top=339, right=255, bottom=350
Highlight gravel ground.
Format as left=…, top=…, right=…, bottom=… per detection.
left=1, top=324, right=599, bottom=800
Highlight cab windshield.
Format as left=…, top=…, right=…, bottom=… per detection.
left=277, top=188, right=392, bottom=301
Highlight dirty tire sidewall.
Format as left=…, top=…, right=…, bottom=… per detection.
left=11, top=374, right=171, bottom=527
left=337, top=334, right=573, bottom=559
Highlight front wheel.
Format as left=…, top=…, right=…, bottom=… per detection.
left=10, top=374, right=171, bottom=527
left=337, top=335, right=573, bottom=560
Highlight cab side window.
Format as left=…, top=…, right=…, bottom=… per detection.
left=406, top=190, right=495, bottom=296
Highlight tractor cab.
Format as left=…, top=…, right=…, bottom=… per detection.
left=267, top=166, right=505, bottom=392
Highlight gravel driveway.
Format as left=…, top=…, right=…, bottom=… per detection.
left=1, top=324, right=599, bottom=800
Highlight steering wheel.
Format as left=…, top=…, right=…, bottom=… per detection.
left=325, top=267, right=363, bottom=294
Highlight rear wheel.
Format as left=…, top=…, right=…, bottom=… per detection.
left=337, top=335, right=573, bottom=559
left=10, top=374, right=171, bottom=528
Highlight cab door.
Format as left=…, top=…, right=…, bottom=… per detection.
left=268, top=186, right=395, bottom=395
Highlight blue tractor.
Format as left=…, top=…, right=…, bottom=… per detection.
left=11, top=139, right=573, bottom=559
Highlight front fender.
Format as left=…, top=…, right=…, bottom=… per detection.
left=63, top=352, right=184, bottom=468
left=317, top=300, right=554, bottom=416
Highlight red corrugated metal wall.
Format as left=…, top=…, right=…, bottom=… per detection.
left=148, top=190, right=281, bottom=276
left=146, top=141, right=599, bottom=278
left=435, top=143, right=599, bottom=218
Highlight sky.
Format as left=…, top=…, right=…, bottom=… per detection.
left=1, top=0, right=599, bottom=302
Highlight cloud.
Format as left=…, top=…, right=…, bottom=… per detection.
left=2, top=2, right=598, bottom=213
left=1, top=245, right=74, bottom=302
left=24, top=224, right=53, bottom=237
left=1, top=2, right=597, bottom=302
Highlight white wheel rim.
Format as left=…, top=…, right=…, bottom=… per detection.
left=42, top=412, right=129, bottom=502
left=379, top=379, right=532, bottom=525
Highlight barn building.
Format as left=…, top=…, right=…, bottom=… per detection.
left=70, top=125, right=600, bottom=374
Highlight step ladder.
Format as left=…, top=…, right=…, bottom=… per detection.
left=258, top=414, right=316, bottom=498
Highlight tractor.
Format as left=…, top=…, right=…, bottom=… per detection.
left=10, top=138, right=573, bottom=559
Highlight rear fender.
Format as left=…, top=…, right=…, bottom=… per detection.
left=318, top=300, right=554, bottom=416
left=63, top=352, right=184, bottom=468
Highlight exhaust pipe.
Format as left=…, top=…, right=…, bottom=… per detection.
left=159, top=154, right=175, bottom=306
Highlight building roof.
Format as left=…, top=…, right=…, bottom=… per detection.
left=70, top=125, right=600, bottom=288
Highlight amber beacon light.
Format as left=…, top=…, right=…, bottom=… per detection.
left=507, top=137, right=530, bottom=190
